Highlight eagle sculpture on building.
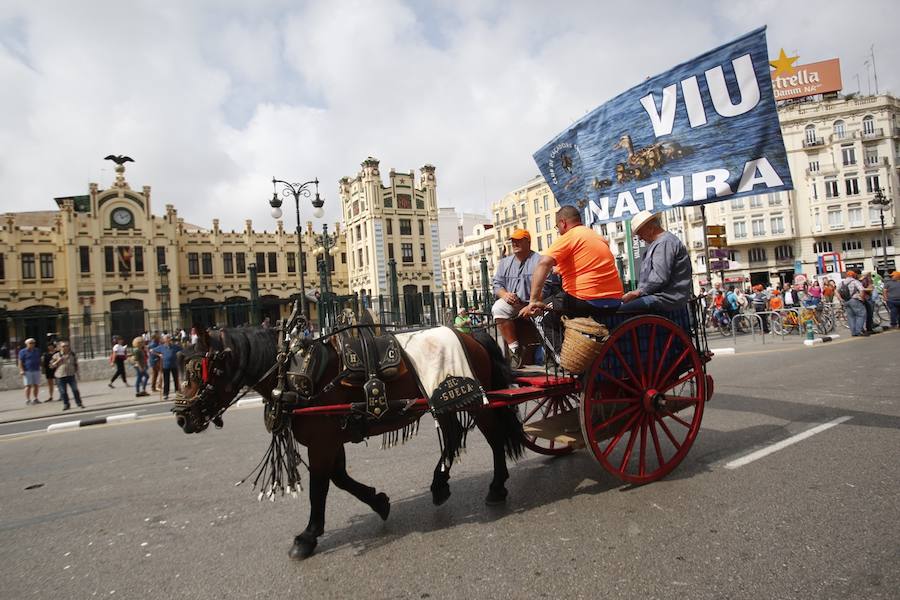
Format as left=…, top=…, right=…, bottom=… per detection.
left=104, top=155, right=134, bottom=165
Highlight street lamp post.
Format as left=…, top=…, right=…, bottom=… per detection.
left=313, top=223, right=340, bottom=331
left=269, top=178, right=324, bottom=318
left=870, top=187, right=892, bottom=275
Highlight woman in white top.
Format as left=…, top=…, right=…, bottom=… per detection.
left=108, top=336, right=129, bottom=388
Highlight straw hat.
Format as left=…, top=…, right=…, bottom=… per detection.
left=631, top=210, right=660, bottom=234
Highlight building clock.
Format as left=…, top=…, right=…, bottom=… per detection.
left=111, top=207, right=133, bottom=228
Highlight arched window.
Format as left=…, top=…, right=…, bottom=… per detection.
left=862, top=115, right=875, bottom=136
left=804, top=124, right=817, bottom=145
left=833, top=120, right=846, bottom=139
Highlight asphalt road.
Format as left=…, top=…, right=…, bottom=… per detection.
left=1, top=332, right=897, bottom=599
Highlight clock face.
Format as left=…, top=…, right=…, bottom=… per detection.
left=111, top=208, right=133, bottom=227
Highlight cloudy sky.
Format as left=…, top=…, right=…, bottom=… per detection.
left=1, top=0, right=897, bottom=230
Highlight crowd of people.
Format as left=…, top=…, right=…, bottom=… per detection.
left=698, top=269, right=899, bottom=336
left=11, top=326, right=202, bottom=410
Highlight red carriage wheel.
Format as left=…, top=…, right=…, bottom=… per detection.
left=580, top=315, right=706, bottom=484
left=520, top=391, right=579, bottom=456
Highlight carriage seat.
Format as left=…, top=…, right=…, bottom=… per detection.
left=337, top=328, right=404, bottom=384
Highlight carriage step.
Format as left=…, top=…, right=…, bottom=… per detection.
left=523, top=410, right=585, bottom=449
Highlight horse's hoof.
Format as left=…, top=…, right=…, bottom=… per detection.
left=485, top=488, right=508, bottom=506
left=431, top=484, right=451, bottom=506
left=373, top=492, right=391, bottom=521
left=288, top=535, right=317, bottom=560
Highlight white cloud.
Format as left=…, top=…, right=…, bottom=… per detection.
left=1, top=0, right=898, bottom=229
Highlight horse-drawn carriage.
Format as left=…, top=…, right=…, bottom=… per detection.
left=173, top=297, right=713, bottom=559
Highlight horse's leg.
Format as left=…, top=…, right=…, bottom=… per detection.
left=475, top=410, right=510, bottom=505
left=430, top=414, right=463, bottom=506
left=288, top=438, right=336, bottom=560
left=330, top=445, right=390, bottom=520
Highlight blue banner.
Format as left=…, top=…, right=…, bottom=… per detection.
left=533, top=27, right=792, bottom=225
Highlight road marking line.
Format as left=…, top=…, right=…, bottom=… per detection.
left=724, top=416, right=853, bottom=469
left=710, top=347, right=735, bottom=354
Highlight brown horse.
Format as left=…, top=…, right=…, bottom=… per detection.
left=173, top=325, right=524, bottom=560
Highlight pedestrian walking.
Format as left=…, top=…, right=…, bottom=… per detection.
left=148, top=332, right=162, bottom=392
left=18, top=338, right=42, bottom=404
left=153, top=335, right=183, bottom=400
left=50, top=340, right=84, bottom=410
left=840, top=271, right=867, bottom=337
left=884, top=271, right=900, bottom=329
left=42, top=341, right=57, bottom=402
left=860, top=272, right=877, bottom=333
left=108, top=336, right=129, bottom=388
left=131, top=336, right=150, bottom=397
left=751, top=284, right=770, bottom=333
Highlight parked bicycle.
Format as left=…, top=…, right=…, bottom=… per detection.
left=771, top=306, right=834, bottom=335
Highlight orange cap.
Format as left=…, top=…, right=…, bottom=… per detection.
left=846, top=270, right=857, bottom=277
left=509, top=229, right=531, bottom=240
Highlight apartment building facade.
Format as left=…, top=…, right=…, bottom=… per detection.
left=339, top=157, right=441, bottom=298
left=663, top=93, right=899, bottom=288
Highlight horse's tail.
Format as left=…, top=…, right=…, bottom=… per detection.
left=496, top=402, right=526, bottom=461
left=470, top=330, right=524, bottom=460
left=471, top=329, right=512, bottom=390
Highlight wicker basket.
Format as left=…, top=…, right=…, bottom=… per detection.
left=559, top=316, right=610, bottom=374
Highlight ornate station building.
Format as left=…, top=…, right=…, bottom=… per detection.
left=0, top=162, right=348, bottom=352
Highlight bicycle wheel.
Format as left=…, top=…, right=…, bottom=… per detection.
left=875, top=302, right=889, bottom=326
left=816, top=313, right=835, bottom=334
left=770, top=313, right=784, bottom=335
left=733, top=314, right=754, bottom=334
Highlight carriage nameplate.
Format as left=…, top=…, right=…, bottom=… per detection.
left=429, top=376, right=484, bottom=415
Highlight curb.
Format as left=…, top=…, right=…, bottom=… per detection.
left=47, top=412, right=138, bottom=432
left=804, top=334, right=841, bottom=346
left=710, top=347, right=736, bottom=355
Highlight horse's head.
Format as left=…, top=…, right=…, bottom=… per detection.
left=173, top=329, right=235, bottom=434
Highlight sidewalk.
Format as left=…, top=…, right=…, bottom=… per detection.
left=0, top=378, right=170, bottom=424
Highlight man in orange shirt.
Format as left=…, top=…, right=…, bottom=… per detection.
left=519, top=205, right=624, bottom=319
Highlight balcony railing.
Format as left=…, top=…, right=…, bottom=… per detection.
left=864, top=156, right=889, bottom=168
left=803, top=137, right=825, bottom=149
left=862, top=127, right=885, bottom=140
left=830, top=130, right=859, bottom=143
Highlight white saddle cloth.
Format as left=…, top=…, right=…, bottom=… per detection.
left=394, top=327, right=481, bottom=400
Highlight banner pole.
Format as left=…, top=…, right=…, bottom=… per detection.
left=625, top=218, right=636, bottom=290
left=701, top=205, right=712, bottom=290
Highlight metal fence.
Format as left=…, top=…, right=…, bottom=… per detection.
left=0, top=291, right=501, bottom=362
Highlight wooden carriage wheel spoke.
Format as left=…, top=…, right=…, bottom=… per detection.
left=653, top=347, right=690, bottom=390
left=653, top=413, right=682, bottom=450
left=630, top=329, right=646, bottom=387
left=610, top=345, right=644, bottom=390
left=592, top=404, right=638, bottom=432
left=645, top=325, right=657, bottom=389
left=590, top=396, right=639, bottom=405
left=660, top=409, right=692, bottom=429
left=522, top=396, right=551, bottom=423
left=619, top=414, right=643, bottom=472
left=594, top=367, right=643, bottom=397
left=659, top=369, right=699, bottom=395
left=602, top=409, right=642, bottom=458
left=651, top=330, right=676, bottom=388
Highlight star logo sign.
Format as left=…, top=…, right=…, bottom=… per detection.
left=769, top=48, right=799, bottom=77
